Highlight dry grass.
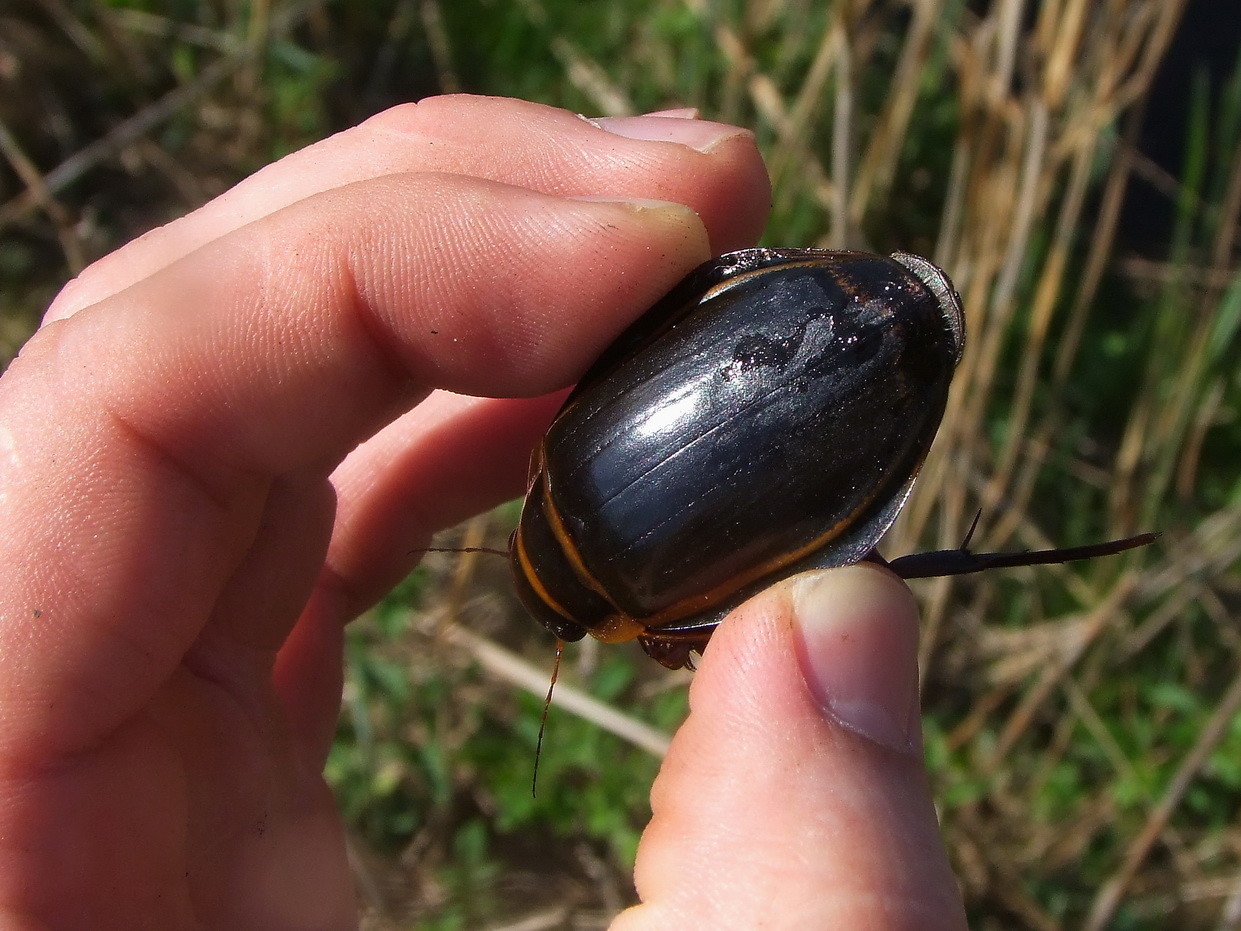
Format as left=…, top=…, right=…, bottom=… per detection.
left=3, top=1, right=1240, bottom=928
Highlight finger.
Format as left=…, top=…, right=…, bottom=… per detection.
left=47, top=95, right=769, bottom=321
left=324, top=391, right=566, bottom=616
left=271, top=390, right=570, bottom=764
left=272, top=390, right=569, bottom=764
left=615, top=565, right=966, bottom=930
left=0, top=177, right=722, bottom=764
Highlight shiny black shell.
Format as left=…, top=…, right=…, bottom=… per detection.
left=510, top=248, right=965, bottom=667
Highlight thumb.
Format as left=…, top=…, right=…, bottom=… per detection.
left=614, top=563, right=966, bottom=930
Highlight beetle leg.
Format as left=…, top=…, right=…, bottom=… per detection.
left=638, top=629, right=715, bottom=670
left=887, top=532, right=1158, bottom=580
left=635, top=531, right=1157, bottom=670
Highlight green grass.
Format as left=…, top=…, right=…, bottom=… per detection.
left=3, top=0, right=1239, bottom=927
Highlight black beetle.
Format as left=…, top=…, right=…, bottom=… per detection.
left=508, top=248, right=1153, bottom=670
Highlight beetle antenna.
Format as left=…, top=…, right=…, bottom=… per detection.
left=532, top=639, right=564, bottom=798
left=410, top=545, right=509, bottom=557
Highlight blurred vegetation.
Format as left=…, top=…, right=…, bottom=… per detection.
left=3, top=0, right=1240, bottom=928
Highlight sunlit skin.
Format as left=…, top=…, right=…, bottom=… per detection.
left=0, top=95, right=966, bottom=929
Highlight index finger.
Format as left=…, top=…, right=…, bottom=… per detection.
left=0, top=148, right=761, bottom=762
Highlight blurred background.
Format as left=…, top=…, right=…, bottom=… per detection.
left=2, top=0, right=1240, bottom=927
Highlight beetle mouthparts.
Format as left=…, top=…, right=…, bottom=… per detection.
left=891, top=252, right=965, bottom=365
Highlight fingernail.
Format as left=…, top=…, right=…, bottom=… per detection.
left=643, top=107, right=700, bottom=119
left=590, top=115, right=751, bottom=153
left=568, top=195, right=702, bottom=223
left=791, top=565, right=922, bottom=755
left=569, top=195, right=691, bottom=210
left=567, top=196, right=709, bottom=250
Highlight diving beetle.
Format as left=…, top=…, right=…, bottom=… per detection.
left=508, top=248, right=1154, bottom=670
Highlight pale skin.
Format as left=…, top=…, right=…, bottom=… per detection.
left=0, top=96, right=967, bottom=929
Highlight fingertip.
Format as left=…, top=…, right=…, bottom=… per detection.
left=694, top=131, right=771, bottom=253
left=569, top=196, right=712, bottom=263
left=790, top=564, right=923, bottom=754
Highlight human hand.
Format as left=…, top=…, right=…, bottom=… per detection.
left=0, top=93, right=962, bottom=928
